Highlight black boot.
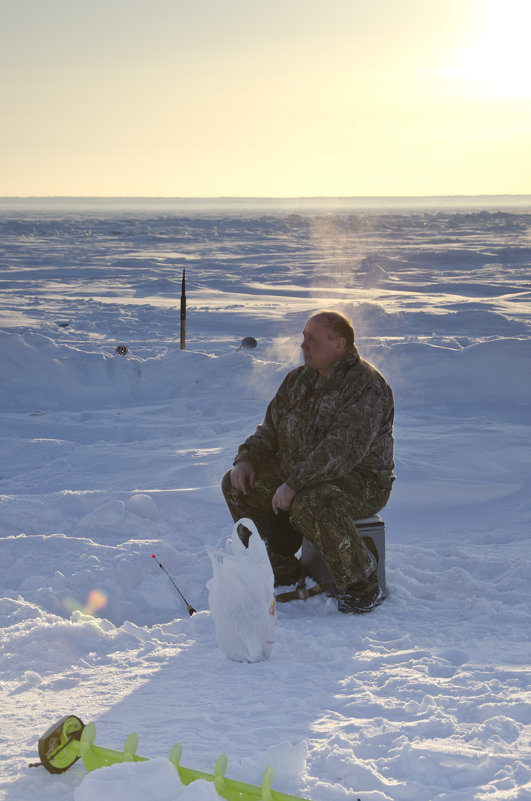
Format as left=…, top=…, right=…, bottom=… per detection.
left=337, top=570, right=383, bottom=614
left=269, top=552, right=305, bottom=587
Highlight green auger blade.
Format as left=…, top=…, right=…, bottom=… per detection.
left=171, top=748, right=306, bottom=801
left=36, top=717, right=314, bottom=801
left=79, top=722, right=148, bottom=772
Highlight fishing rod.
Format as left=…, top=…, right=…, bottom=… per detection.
left=180, top=268, right=186, bottom=350
left=152, top=554, right=196, bottom=616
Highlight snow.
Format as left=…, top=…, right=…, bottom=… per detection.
left=0, top=197, right=530, bottom=801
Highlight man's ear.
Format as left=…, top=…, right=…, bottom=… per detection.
left=336, top=336, right=347, bottom=353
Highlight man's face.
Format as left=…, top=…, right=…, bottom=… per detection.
left=301, top=318, right=346, bottom=376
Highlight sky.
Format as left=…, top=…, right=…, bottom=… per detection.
left=1, top=0, right=530, bottom=198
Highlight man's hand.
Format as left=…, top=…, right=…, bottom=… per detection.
left=230, top=461, right=255, bottom=495
left=272, top=482, right=296, bottom=514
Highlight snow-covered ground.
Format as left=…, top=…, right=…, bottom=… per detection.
left=1, top=197, right=530, bottom=801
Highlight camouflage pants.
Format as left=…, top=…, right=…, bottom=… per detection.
left=221, top=463, right=391, bottom=591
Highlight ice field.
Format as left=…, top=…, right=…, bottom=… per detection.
left=0, top=196, right=530, bottom=800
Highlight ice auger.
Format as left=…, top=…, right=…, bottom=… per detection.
left=33, top=715, right=313, bottom=801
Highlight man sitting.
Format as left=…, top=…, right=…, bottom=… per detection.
left=221, top=310, right=395, bottom=613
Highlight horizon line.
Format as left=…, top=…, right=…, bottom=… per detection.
left=2, top=193, right=531, bottom=201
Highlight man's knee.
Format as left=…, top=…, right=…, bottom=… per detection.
left=291, top=482, right=344, bottom=521
left=292, top=478, right=387, bottom=526
left=221, top=468, right=233, bottom=499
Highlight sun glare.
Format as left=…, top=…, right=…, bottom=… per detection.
left=447, top=0, right=531, bottom=98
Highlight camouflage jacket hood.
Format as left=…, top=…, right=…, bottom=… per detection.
left=235, top=348, right=395, bottom=492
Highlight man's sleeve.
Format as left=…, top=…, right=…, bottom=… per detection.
left=234, top=396, right=280, bottom=467
left=286, top=382, right=391, bottom=491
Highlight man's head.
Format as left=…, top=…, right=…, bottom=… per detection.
left=301, top=311, right=355, bottom=376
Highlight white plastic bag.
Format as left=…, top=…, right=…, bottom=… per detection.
left=207, top=518, right=276, bottom=663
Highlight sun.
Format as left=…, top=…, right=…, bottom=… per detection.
left=447, top=0, right=531, bottom=99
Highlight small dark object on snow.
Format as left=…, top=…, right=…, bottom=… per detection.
left=57, top=322, right=70, bottom=328
left=115, top=345, right=128, bottom=356
left=236, top=337, right=258, bottom=352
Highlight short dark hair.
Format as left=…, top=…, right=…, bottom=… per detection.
left=308, top=311, right=355, bottom=350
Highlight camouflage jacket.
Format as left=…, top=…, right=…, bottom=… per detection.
left=235, top=348, right=395, bottom=492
